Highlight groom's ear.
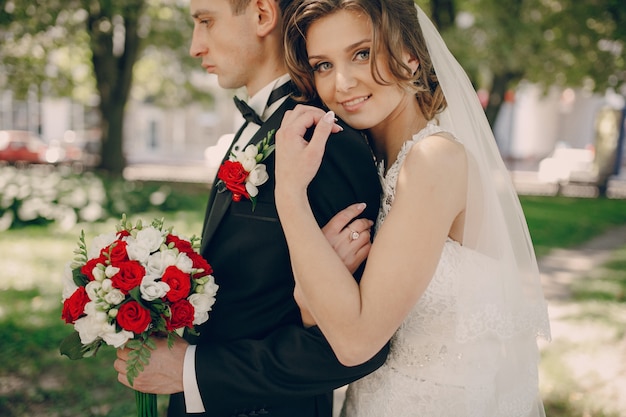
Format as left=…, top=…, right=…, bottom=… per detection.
left=255, top=0, right=280, bottom=37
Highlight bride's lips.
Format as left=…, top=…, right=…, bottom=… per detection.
left=339, top=95, right=371, bottom=112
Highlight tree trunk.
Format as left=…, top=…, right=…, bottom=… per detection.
left=430, top=0, right=456, bottom=31
left=85, top=0, right=145, bottom=176
left=485, top=71, right=521, bottom=128
left=98, top=99, right=126, bottom=174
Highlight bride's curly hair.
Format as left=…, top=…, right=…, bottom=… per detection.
left=283, top=0, right=447, bottom=121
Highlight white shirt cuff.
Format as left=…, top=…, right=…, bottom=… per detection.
left=183, top=345, right=206, bottom=413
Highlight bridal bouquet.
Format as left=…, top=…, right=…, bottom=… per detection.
left=60, top=215, right=218, bottom=417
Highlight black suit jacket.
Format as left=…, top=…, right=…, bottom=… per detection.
left=168, top=97, right=388, bottom=417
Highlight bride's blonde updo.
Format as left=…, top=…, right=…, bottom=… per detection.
left=283, top=0, right=447, bottom=121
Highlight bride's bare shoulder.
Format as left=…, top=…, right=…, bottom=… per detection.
left=403, top=133, right=467, bottom=178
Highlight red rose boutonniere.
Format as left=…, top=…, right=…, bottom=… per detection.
left=217, top=130, right=275, bottom=210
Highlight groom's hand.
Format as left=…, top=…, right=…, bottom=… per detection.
left=114, top=335, right=188, bottom=394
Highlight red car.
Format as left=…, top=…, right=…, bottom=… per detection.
left=0, top=130, right=47, bottom=164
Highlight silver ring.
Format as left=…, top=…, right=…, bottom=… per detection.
left=349, top=229, right=360, bottom=241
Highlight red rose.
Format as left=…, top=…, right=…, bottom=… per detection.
left=166, top=299, right=195, bottom=331
left=61, top=287, right=90, bottom=324
left=117, top=300, right=152, bottom=334
left=188, top=252, right=213, bottom=277
left=166, top=234, right=194, bottom=255
left=81, top=256, right=105, bottom=281
left=101, top=240, right=129, bottom=264
left=217, top=161, right=250, bottom=198
left=117, top=230, right=131, bottom=238
left=162, top=266, right=191, bottom=302
left=110, top=260, right=145, bottom=294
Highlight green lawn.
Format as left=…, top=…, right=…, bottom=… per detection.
left=1, top=193, right=625, bottom=417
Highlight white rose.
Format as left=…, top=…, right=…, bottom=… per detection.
left=203, top=276, right=219, bottom=297
left=241, top=157, right=257, bottom=172
left=245, top=182, right=259, bottom=198
left=105, top=265, right=120, bottom=279
left=125, top=238, right=151, bottom=263
left=243, top=144, right=259, bottom=159
left=85, top=281, right=102, bottom=301
left=74, top=302, right=108, bottom=344
left=103, top=288, right=125, bottom=305
left=88, top=232, right=117, bottom=259
left=247, top=164, right=269, bottom=186
left=92, top=265, right=106, bottom=282
left=140, top=278, right=170, bottom=301
left=192, top=310, right=209, bottom=326
left=188, top=293, right=216, bottom=313
left=101, top=322, right=134, bottom=348
left=61, top=262, right=78, bottom=301
left=175, top=252, right=193, bottom=274
left=145, top=248, right=178, bottom=277
left=188, top=293, right=215, bottom=325
left=135, top=227, right=165, bottom=253
left=101, top=278, right=113, bottom=292
left=74, top=316, right=102, bottom=344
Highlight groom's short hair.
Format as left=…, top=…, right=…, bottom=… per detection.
left=229, top=0, right=295, bottom=15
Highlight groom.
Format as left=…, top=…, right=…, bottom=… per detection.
left=114, top=0, right=387, bottom=416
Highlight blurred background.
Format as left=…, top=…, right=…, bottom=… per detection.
left=0, top=0, right=625, bottom=416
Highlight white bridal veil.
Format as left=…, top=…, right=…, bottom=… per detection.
left=415, top=4, right=551, bottom=416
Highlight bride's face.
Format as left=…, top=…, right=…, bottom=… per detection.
left=305, top=9, right=415, bottom=133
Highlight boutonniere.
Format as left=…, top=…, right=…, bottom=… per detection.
left=216, top=129, right=275, bottom=211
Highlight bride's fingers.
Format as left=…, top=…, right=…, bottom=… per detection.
left=296, top=110, right=336, bottom=170
left=346, top=218, right=374, bottom=238
left=322, top=203, right=368, bottom=236
left=281, top=106, right=343, bottom=138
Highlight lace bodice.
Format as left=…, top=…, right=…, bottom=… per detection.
left=340, top=125, right=543, bottom=417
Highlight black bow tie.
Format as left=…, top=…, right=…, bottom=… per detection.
left=233, top=96, right=264, bottom=126
left=232, top=81, right=295, bottom=126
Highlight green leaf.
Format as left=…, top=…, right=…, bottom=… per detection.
left=72, top=268, right=89, bottom=287
left=59, top=332, right=102, bottom=360
left=126, top=339, right=143, bottom=350
left=59, top=331, right=86, bottom=360
left=145, top=337, right=157, bottom=350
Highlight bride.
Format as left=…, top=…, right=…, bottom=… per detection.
left=275, top=0, right=551, bottom=415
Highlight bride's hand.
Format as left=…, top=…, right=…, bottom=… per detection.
left=322, top=203, right=373, bottom=274
left=275, top=105, right=342, bottom=195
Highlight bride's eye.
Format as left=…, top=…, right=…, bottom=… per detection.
left=311, top=61, right=333, bottom=73
left=354, top=49, right=370, bottom=62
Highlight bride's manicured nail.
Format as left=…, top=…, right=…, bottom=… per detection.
left=322, top=110, right=335, bottom=124
left=357, top=203, right=366, bottom=211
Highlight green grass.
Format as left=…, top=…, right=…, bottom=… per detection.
left=1, top=193, right=625, bottom=416
left=519, top=195, right=626, bottom=257
left=0, top=207, right=204, bottom=417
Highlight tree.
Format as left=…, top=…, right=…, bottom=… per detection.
left=0, top=0, right=206, bottom=176
left=441, top=0, right=626, bottom=125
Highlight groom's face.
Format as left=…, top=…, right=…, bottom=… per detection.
left=189, top=0, right=262, bottom=90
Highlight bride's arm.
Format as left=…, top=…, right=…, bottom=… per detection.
left=297, top=203, right=374, bottom=327
left=276, top=109, right=467, bottom=366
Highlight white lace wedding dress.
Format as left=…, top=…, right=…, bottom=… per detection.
left=340, top=124, right=544, bottom=417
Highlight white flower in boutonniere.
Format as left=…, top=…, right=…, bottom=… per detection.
left=216, top=129, right=275, bottom=210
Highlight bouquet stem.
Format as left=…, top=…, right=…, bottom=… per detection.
left=135, top=391, right=157, bottom=417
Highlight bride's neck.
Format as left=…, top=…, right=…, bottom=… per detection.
left=370, top=104, right=428, bottom=169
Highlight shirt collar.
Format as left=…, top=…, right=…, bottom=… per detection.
left=243, top=74, right=292, bottom=122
